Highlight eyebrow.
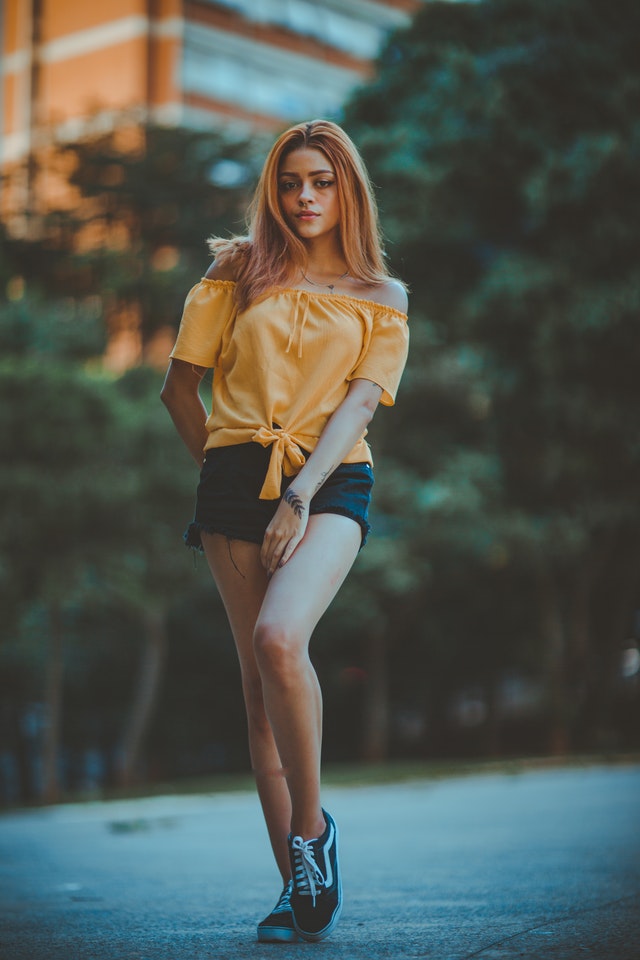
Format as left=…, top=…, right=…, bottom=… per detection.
left=278, top=169, right=334, bottom=177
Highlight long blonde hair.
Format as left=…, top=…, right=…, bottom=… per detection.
left=209, top=119, right=393, bottom=311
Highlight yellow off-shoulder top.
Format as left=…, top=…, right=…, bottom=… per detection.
left=169, top=279, right=409, bottom=499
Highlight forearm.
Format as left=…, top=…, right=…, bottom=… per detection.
left=291, top=380, right=382, bottom=502
left=260, top=379, right=382, bottom=574
left=160, top=361, right=209, bottom=467
left=165, top=395, right=209, bottom=467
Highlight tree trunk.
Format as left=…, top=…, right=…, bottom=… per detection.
left=537, top=565, right=569, bottom=755
left=42, top=599, right=64, bottom=804
left=6, top=702, right=37, bottom=804
left=482, top=676, right=501, bottom=757
left=566, top=555, right=593, bottom=748
left=116, top=607, right=168, bottom=787
left=362, top=622, right=389, bottom=762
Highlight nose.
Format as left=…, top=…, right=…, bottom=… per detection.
left=298, top=180, right=314, bottom=205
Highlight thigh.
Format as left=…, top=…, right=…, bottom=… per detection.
left=200, top=533, right=268, bottom=676
left=257, top=513, right=362, bottom=640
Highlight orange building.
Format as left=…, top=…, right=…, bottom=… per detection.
left=1, top=0, right=421, bottom=167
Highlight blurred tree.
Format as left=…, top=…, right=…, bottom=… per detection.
left=346, top=0, right=640, bottom=752
left=108, top=366, right=206, bottom=787
left=0, top=299, right=213, bottom=799
left=0, top=289, right=126, bottom=805
left=51, top=124, right=254, bottom=346
left=0, top=357, right=124, bottom=801
left=1, top=123, right=255, bottom=350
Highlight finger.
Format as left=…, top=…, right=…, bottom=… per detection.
left=278, top=536, right=300, bottom=568
left=268, top=539, right=291, bottom=577
left=260, top=525, right=276, bottom=570
left=260, top=530, right=280, bottom=575
left=269, top=551, right=285, bottom=578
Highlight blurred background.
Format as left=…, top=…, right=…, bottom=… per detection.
left=1, top=0, right=639, bottom=807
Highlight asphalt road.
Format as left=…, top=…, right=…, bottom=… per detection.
left=0, top=764, right=638, bottom=960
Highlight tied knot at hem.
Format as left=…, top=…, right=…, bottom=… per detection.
left=252, top=425, right=306, bottom=499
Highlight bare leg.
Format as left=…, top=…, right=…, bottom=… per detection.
left=254, top=513, right=361, bottom=839
left=201, top=533, right=292, bottom=882
left=202, top=512, right=360, bottom=872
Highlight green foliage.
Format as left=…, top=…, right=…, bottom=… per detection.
left=53, top=125, right=255, bottom=341
left=0, top=295, right=106, bottom=360
left=345, top=0, right=640, bottom=751
left=0, top=298, right=230, bottom=800
left=0, top=359, right=123, bottom=610
left=108, top=365, right=200, bottom=610
left=1, top=124, right=255, bottom=342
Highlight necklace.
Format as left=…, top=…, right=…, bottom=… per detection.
left=301, top=269, right=349, bottom=294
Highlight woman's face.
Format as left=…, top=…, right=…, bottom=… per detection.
left=277, top=147, right=341, bottom=241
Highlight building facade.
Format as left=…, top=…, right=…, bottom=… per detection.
left=1, top=0, right=421, bottom=166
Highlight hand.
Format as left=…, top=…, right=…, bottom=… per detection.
left=260, top=488, right=309, bottom=577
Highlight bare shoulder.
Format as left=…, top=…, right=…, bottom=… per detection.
left=204, top=259, right=236, bottom=282
left=368, top=279, right=409, bottom=314
left=205, top=237, right=251, bottom=282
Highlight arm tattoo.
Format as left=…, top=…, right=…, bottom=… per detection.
left=314, top=466, right=335, bottom=494
left=284, top=488, right=306, bottom=518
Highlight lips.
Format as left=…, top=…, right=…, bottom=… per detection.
left=296, top=212, right=319, bottom=220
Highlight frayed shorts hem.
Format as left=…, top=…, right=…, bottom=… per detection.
left=184, top=505, right=370, bottom=554
left=184, top=521, right=262, bottom=552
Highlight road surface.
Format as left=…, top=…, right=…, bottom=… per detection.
left=1, top=763, right=638, bottom=959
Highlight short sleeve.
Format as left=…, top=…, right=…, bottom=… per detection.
left=169, top=279, right=237, bottom=368
left=348, top=306, right=409, bottom=406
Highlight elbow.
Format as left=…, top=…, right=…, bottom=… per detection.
left=359, top=396, right=378, bottom=427
left=348, top=380, right=383, bottom=426
left=161, top=360, right=205, bottom=411
left=160, top=375, right=178, bottom=412
left=361, top=386, right=382, bottom=422
left=160, top=381, right=171, bottom=408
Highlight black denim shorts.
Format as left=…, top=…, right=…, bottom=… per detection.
left=185, top=442, right=374, bottom=551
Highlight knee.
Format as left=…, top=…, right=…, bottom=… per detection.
left=253, top=620, right=302, bottom=685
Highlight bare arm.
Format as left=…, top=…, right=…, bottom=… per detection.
left=160, top=358, right=210, bottom=467
left=260, top=378, right=383, bottom=576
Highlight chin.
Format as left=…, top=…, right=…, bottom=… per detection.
left=294, top=226, right=322, bottom=239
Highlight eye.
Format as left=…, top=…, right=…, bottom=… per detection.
left=315, top=179, right=334, bottom=189
left=279, top=180, right=299, bottom=192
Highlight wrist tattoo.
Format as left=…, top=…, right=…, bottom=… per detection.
left=314, top=466, right=335, bottom=494
left=284, top=488, right=305, bottom=518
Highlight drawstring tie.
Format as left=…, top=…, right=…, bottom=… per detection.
left=285, top=291, right=310, bottom=358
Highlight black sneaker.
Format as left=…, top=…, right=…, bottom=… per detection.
left=257, top=880, right=298, bottom=943
left=288, top=809, right=342, bottom=942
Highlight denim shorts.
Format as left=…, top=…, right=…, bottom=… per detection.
left=185, top=442, right=373, bottom=550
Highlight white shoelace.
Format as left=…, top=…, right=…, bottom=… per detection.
left=272, top=880, right=293, bottom=915
left=290, top=836, right=325, bottom=907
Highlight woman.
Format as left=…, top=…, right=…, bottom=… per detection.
left=161, top=119, right=408, bottom=943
